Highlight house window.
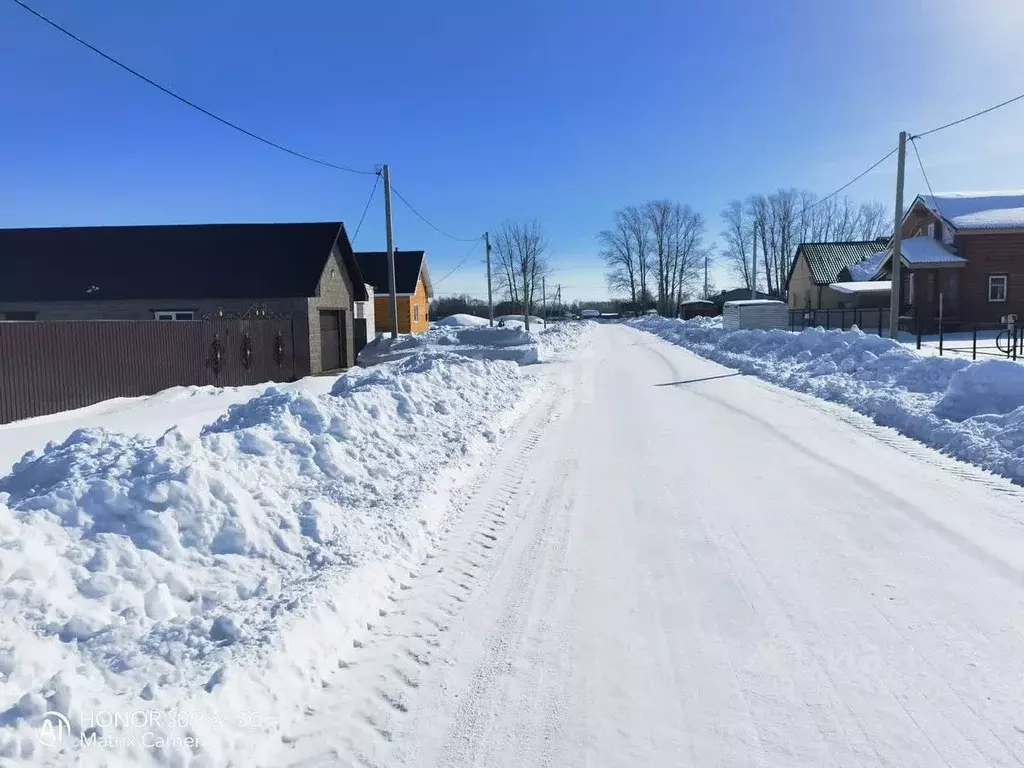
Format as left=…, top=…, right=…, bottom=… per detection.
left=2, top=311, right=37, bottom=320
left=942, top=225, right=955, bottom=246
left=354, top=302, right=366, bottom=320
left=153, top=310, right=195, bottom=321
left=907, top=273, right=915, bottom=305
left=989, top=275, right=1008, bottom=303
left=413, top=304, right=420, bottom=322
left=927, top=222, right=935, bottom=238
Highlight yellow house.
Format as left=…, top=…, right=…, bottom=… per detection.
left=354, top=250, right=432, bottom=334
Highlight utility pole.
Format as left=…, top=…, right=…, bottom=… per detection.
left=557, top=284, right=562, bottom=318
left=381, top=164, right=399, bottom=339
left=542, top=276, right=547, bottom=324
left=888, top=131, right=907, bottom=339
left=751, top=218, right=758, bottom=300
left=484, top=232, right=494, bottom=327
left=703, top=253, right=709, bottom=299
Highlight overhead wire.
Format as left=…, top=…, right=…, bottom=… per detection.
left=8, top=0, right=376, bottom=176
left=352, top=172, right=385, bottom=244
left=389, top=185, right=481, bottom=242
left=432, top=239, right=483, bottom=286
left=912, top=90, right=1024, bottom=139
left=909, top=137, right=945, bottom=223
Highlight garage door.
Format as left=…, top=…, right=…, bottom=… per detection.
left=319, top=310, right=343, bottom=371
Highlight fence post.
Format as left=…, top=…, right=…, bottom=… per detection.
left=938, top=318, right=943, bottom=356
left=826, top=310, right=831, bottom=330
left=973, top=325, right=977, bottom=361
left=877, top=308, right=883, bottom=337
left=916, top=309, right=922, bottom=350
left=856, top=309, right=862, bottom=330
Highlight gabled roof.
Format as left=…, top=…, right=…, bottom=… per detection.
left=354, top=250, right=430, bottom=296
left=918, top=191, right=1024, bottom=231
left=793, top=241, right=888, bottom=286
left=0, top=222, right=366, bottom=302
left=842, top=249, right=890, bottom=282
left=875, top=236, right=967, bottom=271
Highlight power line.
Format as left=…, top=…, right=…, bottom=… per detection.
left=912, top=90, right=1024, bottom=139
left=794, top=146, right=899, bottom=218
left=389, top=184, right=480, bottom=242
left=350, top=172, right=381, bottom=246
left=9, top=0, right=376, bottom=176
left=432, top=239, right=483, bottom=285
left=909, top=137, right=945, bottom=222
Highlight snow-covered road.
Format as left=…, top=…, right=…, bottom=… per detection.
left=275, top=323, right=1024, bottom=768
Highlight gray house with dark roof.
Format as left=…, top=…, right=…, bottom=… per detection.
left=786, top=240, right=888, bottom=309
left=0, top=221, right=368, bottom=372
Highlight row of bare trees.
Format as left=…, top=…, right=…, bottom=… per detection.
left=598, top=201, right=708, bottom=315
left=721, top=190, right=888, bottom=297
left=491, top=220, right=549, bottom=331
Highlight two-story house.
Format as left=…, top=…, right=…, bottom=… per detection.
left=872, top=191, right=1024, bottom=331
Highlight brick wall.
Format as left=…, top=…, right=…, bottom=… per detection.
left=306, top=246, right=357, bottom=372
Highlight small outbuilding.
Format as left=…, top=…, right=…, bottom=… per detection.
left=722, top=299, right=788, bottom=330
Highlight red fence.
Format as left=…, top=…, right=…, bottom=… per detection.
left=0, top=318, right=297, bottom=424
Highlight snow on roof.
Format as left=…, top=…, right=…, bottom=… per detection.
left=828, top=281, right=891, bottom=295
left=723, top=299, right=786, bottom=307
left=679, top=299, right=715, bottom=305
left=899, top=236, right=966, bottom=265
left=921, top=191, right=1024, bottom=230
left=846, top=249, right=889, bottom=281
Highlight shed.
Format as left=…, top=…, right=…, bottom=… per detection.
left=722, top=299, right=788, bottom=331
left=679, top=299, right=720, bottom=320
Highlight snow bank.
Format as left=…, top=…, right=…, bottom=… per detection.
left=432, top=313, right=489, bottom=328
left=630, top=316, right=1024, bottom=486
left=0, top=351, right=527, bottom=765
left=359, top=321, right=591, bottom=367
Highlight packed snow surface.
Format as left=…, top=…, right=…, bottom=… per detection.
left=630, top=315, right=1024, bottom=485
left=358, top=321, right=590, bottom=367
left=431, top=313, right=489, bottom=328
left=0, top=351, right=531, bottom=765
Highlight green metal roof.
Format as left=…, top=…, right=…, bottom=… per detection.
left=797, top=241, right=888, bottom=285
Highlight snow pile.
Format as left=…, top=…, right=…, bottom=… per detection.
left=359, top=322, right=591, bottom=367
left=845, top=249, right=888, bottom=281
left=0, top=351, right=527, bottom=765
left=432, top=313, right=489, bottom=328
left=630, top=316, right=1024, bottom=485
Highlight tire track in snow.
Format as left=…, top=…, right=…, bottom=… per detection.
left=273, top=380, right=571, bottom=768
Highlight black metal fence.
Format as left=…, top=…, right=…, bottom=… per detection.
left=915, top=320, right=1024, bottom=361
left=0, top=315, right=297, bottom=424
left=789, top=308, right=892, bottom=336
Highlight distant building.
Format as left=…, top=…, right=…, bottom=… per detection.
left=712, top=288, right=774, bottom=308
left=786, top=240, right=888, bottom=310
left=355, top=250, right=433, bottom=334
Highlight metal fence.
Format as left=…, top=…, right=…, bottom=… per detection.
left=914, top=320, right=1024, bottom=361
left=789, top=308, right=892, bottom=336
left=0, top=316, right=297, bottom=424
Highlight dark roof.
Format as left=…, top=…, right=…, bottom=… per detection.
left=354, top=250, right=427, bottom=295
left=793, top=241, right=888, bottom=286
left=0, top=222, right=366, bottom=302
left=712, top=288, right=773, bottom=306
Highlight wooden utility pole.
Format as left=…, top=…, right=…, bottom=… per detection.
left=703, top=253, right=709, bottom=299
left=542, top=275, right=547, bottom=324
left=888, top=131, right=907, bottom=339
left=381, top=164, right=399, bottom=339
left=485, top=232, right=494, bottom=327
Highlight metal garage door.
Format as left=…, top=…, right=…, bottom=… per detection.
left=319, top=310, right=343, bottom=371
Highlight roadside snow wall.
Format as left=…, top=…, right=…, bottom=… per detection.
left=359, top=321, right=591, bottom=367
left=630, top=316, right=1024, bottom=486
left=0, top=351, right=527, bottom=766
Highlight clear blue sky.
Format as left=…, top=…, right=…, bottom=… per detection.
left=3, top=0, right=1024, bottom=301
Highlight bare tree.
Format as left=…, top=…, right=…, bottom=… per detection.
left=721, top=200, right=754, bottom=289
left=857, top=200, right=889, bottom=240
left=621, top=206, right=652, bottom=313
left=491, top=220, right=550, bottom=332
left=598, top=212, right=639, bottom=307
left=665, top=203, right=706, bottom=313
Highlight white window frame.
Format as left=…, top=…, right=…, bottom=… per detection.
left=989, top=275, right=1008, bottom=303
left=927, top=222, right=935, bottom=238
left=153, top=310, right=195, bottom=321
left=907, top=273, right=915, bottom=305
left=413, top=304, right=420, bottom=322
